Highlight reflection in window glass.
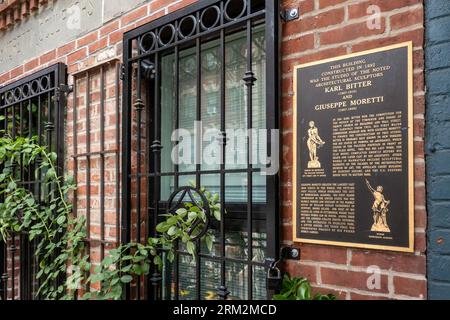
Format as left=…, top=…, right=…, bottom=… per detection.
left=159, top=25, right=268, bottom=300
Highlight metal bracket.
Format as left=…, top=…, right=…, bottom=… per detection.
left=264, top=247, right=300, bottom=270
left=56, top=84, right=73, bottom=101
left=281, top=8, right=299, bottom=22
left=281, top=246, right=300, bottom=260
left=140, top=59, right=156, bottom=80
left=59, top=84, right=73, bottom=93
left=119, top=64, right=125, bottom=81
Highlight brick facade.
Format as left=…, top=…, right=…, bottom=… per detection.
left=0, top=0, right=427, bottom=300
left=425, top=0, right=450, bottom=300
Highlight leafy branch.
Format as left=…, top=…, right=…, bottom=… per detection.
left=83, top=186, right=222, bottom=300
left=272, top=273, right=336, bottom=300
left=0, top=135, right=88, bottom=300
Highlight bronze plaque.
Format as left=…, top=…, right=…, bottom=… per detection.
left=293, top=42, right=414, bottom=252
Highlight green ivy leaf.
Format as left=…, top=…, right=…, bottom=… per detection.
left=167, top=225, right=178, bottom=236
left=56, top=215, right=66, bottom=225
left=186, top=241, right=195, bottom=256
left=120, top=275, right=133, bottom=283
left=205, top=235, right=213, bottom=252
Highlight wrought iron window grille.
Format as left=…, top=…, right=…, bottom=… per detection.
left=0, top=63, right=68, bottom=300
left=122, top=0, right=280, bottom=300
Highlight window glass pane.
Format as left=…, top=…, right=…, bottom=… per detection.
left=177, top=255, right=196, bottom=300
left=225, top=32, right=248, bottom=170
left=200, top=259, right=221, bottom=300
left=253, top=265, right=267, bottom=300
left=226, top=261, right=248, bottom=300
left=225, top=230, right=248, bottom=260
left=201, top=40, right=221, bottom=171
left=161, top=53, right=176, bottom=173
left=252, top=231, right=267, bottom=263
left=252, top=30, right=267, bottom=170
left=252, top=172, right=266, bottom=203
left=161, top=175, right=174, bottom=201
left=179, top=48, right=198, bottom=173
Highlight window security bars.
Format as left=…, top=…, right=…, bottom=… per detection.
left=122, top=0, right=280, bottom=300
left=70, top=60, right=122, bottom=296
left=0, top=63, right=67, bottom=300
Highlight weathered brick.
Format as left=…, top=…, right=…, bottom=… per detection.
left=425, top=0, right=450, bottom=20
left=348, top=0, right=421, bottom=20
left=67, top=48, right=87, bottom=64
left=57, top=41, right=76, bottom=58
left=77, top=32, right=99, bottom=48
left=24, top=58, right=39, bottom=71
left=121, top=6, right=147, bottom=26
left=320, top=20, right=386, bottom=45
left=391, top=7, right=424, bottom=31
left=393, top=276, right=426, bottom=298
left=319, top=0, right=347, bottom=9
left=300, top=245, right=348, bottom=264
left=100, top=20, right=120, bottom=38
left=10, top=65, right=23, bottom=79
left=321, top=267, right=389, bottom=293
left=350, top=250, right=426, bottom=274
left=39, top=50, right=56, bottom=64
left=284, top=260, right=317, bottom=283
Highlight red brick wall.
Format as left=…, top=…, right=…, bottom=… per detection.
left=0, top=0, right=426, bottom=300
left=281, top=0, right=426, bottom=300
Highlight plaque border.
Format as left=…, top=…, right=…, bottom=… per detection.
left=292, top=42, right=414, bottom=252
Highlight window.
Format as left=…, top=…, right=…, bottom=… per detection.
left=0, top=63, right=67, bottom=300
left=122, top=0, right=280, bottom=300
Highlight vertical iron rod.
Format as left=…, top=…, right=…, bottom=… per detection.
left=245, top=0, right=254, bottom=300
left=136, top=58, right=143, bottom=299
left=174, top=43, right=180, bottom=301
left=115, top=63, right=121, bottom=246
left=218, top=1, right=228, bottom=300
left=85, top=71, right=91, bottom=293
left=100, top=67, right=106, bottom=262
left=195, top=32, right=202, bottom=301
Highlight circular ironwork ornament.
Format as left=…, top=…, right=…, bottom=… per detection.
left=166, top=186, right=211, bottom=241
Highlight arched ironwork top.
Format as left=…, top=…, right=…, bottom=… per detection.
left=125, top=0, right=266, bottom=61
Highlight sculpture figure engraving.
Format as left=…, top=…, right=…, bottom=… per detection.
left=365, top=179, right=391, bottom=232
left=306, top=121, right=325, bottom=169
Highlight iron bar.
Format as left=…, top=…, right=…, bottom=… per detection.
left=100, top=66, right=106, bottom=262
left=218, top=1, right=228, bottom=300
left=245, top=0, right=254, bottom=300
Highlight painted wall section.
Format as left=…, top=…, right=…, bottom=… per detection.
left=425, top=0, right=450, bottom=300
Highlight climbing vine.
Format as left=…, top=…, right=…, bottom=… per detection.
left=84, top=185, right=221, bottom=300
left=0, top=132, right=222, bottom=300
left=0, top=134, right=88, bottom=300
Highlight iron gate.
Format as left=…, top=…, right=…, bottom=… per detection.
left=122, top=0, right=280, bottom=300
left=0, top=63, right=67, bottom=300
